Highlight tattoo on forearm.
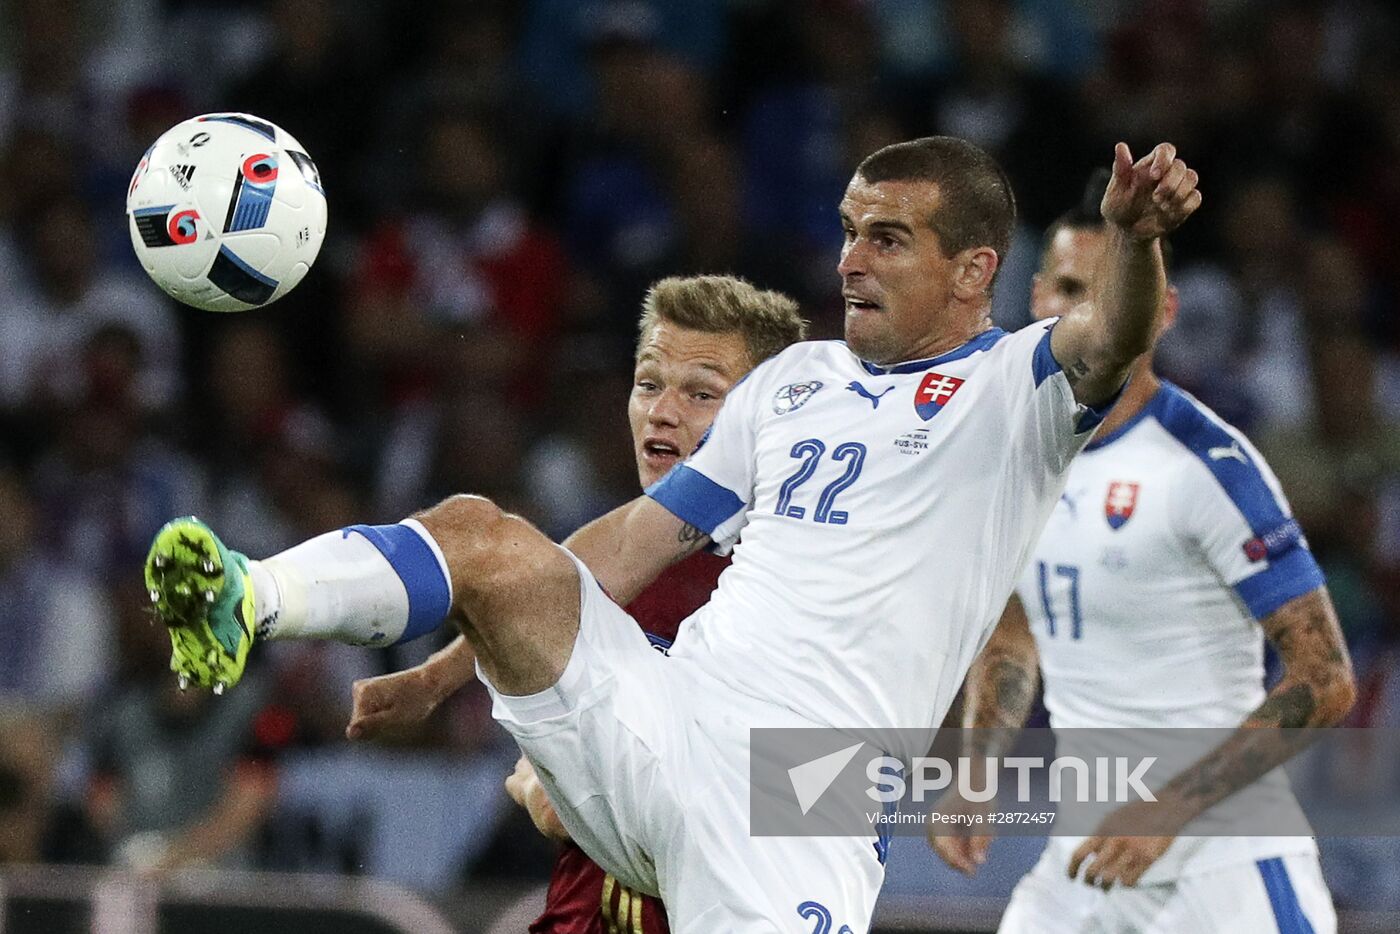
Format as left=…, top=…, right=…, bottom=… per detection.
left=1165, top=712, right=1324, bottom=815
left=677, top=522, right=706, bottom=550
left=1256, top=591, right=1352, bottom=727
left=1252, top=682, right=1319, bottom=729
left=1166, top=733, right=1290, bottom=808
left=966, top=653, right=1038, bottom=757
left=1267, top=599, right=1347, bottom=667
left=989, top=658, right=1036, bottom=727
left=1162, top=589, right=1352, bottom=816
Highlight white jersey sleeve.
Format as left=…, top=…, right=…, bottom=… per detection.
left=1160, top=389, right=1326, bottom=619
left=1011, top=318, right=1121, bottom=478
left=644, top=353, right=779, bottom=548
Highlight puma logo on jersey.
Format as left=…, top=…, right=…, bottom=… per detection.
left=846, top=381, right=894, bottom=409
left=1208, top=442, right=1246, bottom=463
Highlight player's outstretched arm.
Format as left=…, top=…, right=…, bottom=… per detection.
left=564, top=494, right=710, bottom=606
left=346, top=635, right=478, bottom=740
left=1161, top=586, right=1355, bottom=796
left=1050, top=143, right=1201, bottom=407
left=930, top=596, right=1040, bottom=875
left=1069, top=586, right=1355, bottom=890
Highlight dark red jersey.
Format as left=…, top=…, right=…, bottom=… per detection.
left=528, top=551, right=728, bottom=934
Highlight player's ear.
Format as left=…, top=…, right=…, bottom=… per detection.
left=953, top=247, right=999, bottom=300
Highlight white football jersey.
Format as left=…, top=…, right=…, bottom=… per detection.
left=647, top=319, right=1105, bottom=752
left=1016, top=381, right=1325, bottom=880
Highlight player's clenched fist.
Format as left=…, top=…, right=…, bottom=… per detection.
left=345, top=667, right=443, bottom=740
left=1100, top=142, right=1202, bottom=240
left=505, top=755, right=571, bottom=843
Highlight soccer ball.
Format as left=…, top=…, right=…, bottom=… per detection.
left=126, top=113, right=327, bottom=312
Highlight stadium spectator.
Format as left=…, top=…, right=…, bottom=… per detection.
left=225, top=0, right=383, bottom=233
left=28, top=328, right=205, bottom=584
left=0, top=199, right=179, bottom=414
left=740, top=0, right=889, bottom=302
left=558, top=15, right=718, bottom=319
left=516, top=0, right=727, bottom=122
left=0, top=710, right=64, bottom=865
left=0, top=464, right=112, bottom=716
left=83, top=608, right=277, bottom=874
left=347, top=106, right=570, bottom=413
left=199, top=320, right=343, bottom=555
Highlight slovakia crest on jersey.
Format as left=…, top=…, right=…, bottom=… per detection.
left=914, top=372, right=965, bottom=420
left=773, top=380, right=823, bottom=414
left=1104, top=481, right=1140, bottom=530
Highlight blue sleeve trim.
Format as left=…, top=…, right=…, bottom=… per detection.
left=345, top=524, right=450, bottom=643
left=1257, top=857, right=1318, bottom=934
left=1074, top=377, right=1127, bottom=434
left=1031, top=324, right=1061, bottom=387
left=1156, top=384, right=1291, bottom=533
left=646, top=464, right=746, bottom=535
left=1030, top=322, right=1126, bottom=433
left=1084, top=384, right=1161, bottom=450
left=1153, top=384, right=1325, bottom=618
left=1234, top=545, right=1326, bottom=620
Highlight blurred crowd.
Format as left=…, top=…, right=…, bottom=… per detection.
left=1, top=0, right=1399, bottom=907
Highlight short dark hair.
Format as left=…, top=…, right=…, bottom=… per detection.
left=856, top=136, right=1017, bottom=274
left=1042, top=168, right=1172, bottom=269
left=1041, top=168, right=1109, bottom=256
left=638, top=275, right=808, bottom=367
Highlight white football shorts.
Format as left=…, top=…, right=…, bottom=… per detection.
left=999, top=845, right=1335, bottom=934
left=478, top=549, right=885, bottom=933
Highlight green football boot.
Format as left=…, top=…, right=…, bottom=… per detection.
left=144, top=516, right=255, bottom=694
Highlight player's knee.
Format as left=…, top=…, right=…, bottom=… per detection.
left=417, top=494, right=555, bottom=603
left=421, top=493, right=503, bottom=539
left=418, top=494, right=510, bottom=578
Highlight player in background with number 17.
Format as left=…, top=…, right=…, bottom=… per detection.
left=932, top=171, right=1355, bottom=934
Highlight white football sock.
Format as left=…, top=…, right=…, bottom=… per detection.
left=252, top=519, right=452, bottom=646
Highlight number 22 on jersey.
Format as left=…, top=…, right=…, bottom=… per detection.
left=774, top=439, right=867, bottom=524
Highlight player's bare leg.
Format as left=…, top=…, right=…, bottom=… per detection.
left=147, top=494, right=584, bottom=697
left=414, top=494, right=582, bottom=695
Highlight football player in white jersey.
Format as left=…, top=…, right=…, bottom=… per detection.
left=931, top=173, right=1356, bottom=933
left=146, top=138, right=1201, bottom=932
